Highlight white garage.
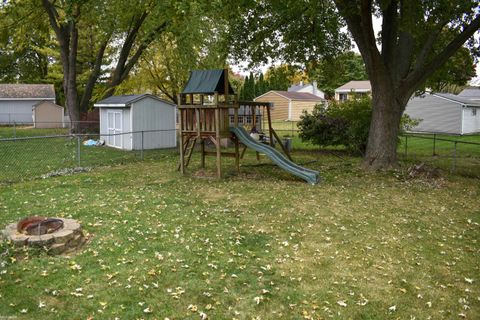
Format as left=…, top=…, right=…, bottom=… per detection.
left=94, top=94, right=176, bottom=150
left=0, top=84, right=56, bottom=124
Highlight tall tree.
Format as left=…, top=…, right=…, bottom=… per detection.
left=117, top=2, right=231, bottom=103
left=230, top=0, right=479, bottom=169
left=307, top=52, right=368, bottom=97
left=333, top=0, right=480, bottom=169
left=265, top=65, right=304, bottom=91
left=36, top=0, right=180, bottom=130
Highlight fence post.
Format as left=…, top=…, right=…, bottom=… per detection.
left=141, top=131, right=144, bottom=160
left=77, top=135, right=81, bottom=167
left=13, top=121, right=16, bottom=139
left=451, top=141, right=457, bottom=173
left=432, top=133, right=436, bottom=156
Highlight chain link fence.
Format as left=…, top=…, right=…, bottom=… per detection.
left=0, top=129, right=178, bottom=184
left=399, top=133, right=480, bottom=177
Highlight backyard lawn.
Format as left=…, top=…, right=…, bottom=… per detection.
left=0, top=149, right=479, bottom=319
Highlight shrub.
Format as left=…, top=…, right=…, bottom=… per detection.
left=298, top=97, right=372, bottom=153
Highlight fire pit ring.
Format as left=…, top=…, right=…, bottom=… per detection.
left=2, top=217, right=86, bottom=254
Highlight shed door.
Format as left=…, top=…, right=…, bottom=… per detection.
left=107, top=110, right=123, bottom=148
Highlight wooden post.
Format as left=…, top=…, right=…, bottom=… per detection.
left=214, top=92, right=221, bottom=179
left=178, top=94, right=185, bottom=174
left=234, top=96, right=240, bottom=173
left=266, top=103, right=274, bottom=147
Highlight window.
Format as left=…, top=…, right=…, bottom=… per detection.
left=472, top=108, right=477, bottom=116
left=339, top=93, right=348, bottom=101
left=245, top=115, right=252, bottom=124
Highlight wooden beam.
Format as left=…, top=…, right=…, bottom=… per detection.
left=178, top=94, right=185, bottom=174
left=214, top=92, right=221, bottom=179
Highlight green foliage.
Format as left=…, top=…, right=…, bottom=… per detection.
left=308, top=52, right=368, bottom=98
left=423, top=47, right=476, bottom=93
left=265, top=65, right=303, bottom=91
left=229, top=0, right=350, bottom=66
left=298, top=97, right=372, bottom=153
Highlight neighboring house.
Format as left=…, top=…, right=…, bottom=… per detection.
left=32, top=101, right=65, bottom=128
left=288, top=81, right=325, bottom=99
left=94, top=94, right=176, bottom=150
left=334, top=80, right=371, bottom=101
left=405, top=93, right=480, bottom=134
left=0, top=84, right=56, bottom=124
left=254, top=91, right=325, bottom=121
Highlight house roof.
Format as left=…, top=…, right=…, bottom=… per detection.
left=94, top=94, right=175, bottom=107
left=182, top=69, right=234, bottom=94
left=335, top=80, right=371, bottom=92
left=0, top=84, right=55, bottom=100
left=458, top=87, right=480, bottom=99
left=288, top=83, right=313, bottom=92
left=434, top=93, right=480, bottom=107
left=255, top=90, right=324, bottom=101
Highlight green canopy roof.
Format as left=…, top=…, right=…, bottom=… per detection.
left=182, top=69, right=235, bottom=94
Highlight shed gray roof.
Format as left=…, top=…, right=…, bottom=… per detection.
left=458, top=87, right=480, bottom=98
left=434, top=93, right=480, bottom=107
left=94, top=94, right=175, bottom=107
left=335, top=80, right=371, bottom=92
left=182, top=69, right=234, bottom=94
left=0, top=84, right=55, bottom=99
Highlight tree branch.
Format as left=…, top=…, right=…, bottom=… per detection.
left=80, top=33, right=112, bottom=111
left=403, top=15, right=480, bottom=96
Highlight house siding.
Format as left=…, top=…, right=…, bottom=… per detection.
left=462, top=107, right=480, bottom=134
left=290, top=100, right=321, bottom=121
left=404, top=95, right=462, bottom=134
left=33, top=101, right=64, bottom=128
left=131, top=97, right=176, bottom=150
left=255, top=93, right=289, bottom=121
left=0, top=100, right=54, bottom=123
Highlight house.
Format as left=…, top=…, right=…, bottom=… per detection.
left=288, top=81, right=325, bottom=99
left=334, top=80, right=371, bottom=101
left=0, top=84, right=56, bottom=124
left=404, top=93, right=480, bottom=134
left=94, top=94, right=176, bottom=150
left=32, top=101, right=65, bottom=128
left=254, top=91, right=325, bottom=121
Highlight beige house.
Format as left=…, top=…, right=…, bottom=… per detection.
left=254, top=91, right=325, bottom=121
left=335, top=80, right=371, bottom=101
left=32, top=101, right=65, bottom=128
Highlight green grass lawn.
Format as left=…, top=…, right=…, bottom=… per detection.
left=0, top=125, right=70, bottom=139
left=0, top=149, right=479, bottom=319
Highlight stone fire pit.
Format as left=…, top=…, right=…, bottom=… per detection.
left=2, top=216, right=86, bottom=254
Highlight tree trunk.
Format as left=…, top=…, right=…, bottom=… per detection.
left=363, top=88, right=403, bottom=170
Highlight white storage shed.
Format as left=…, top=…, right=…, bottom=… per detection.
left=94, top=94, right=176, bottom=150
left=405, top=93, right=480, bottom=134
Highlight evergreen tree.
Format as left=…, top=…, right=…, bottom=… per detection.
left=256, top=73, right=267, bottom=96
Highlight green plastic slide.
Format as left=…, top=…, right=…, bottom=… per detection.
left=230, top=127, right=320, bottom=184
